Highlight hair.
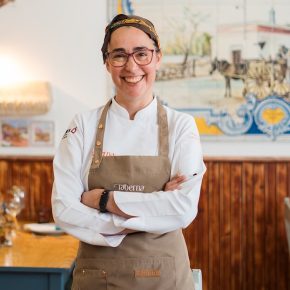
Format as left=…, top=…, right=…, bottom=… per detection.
left=101, top=14, right=160, bottom=63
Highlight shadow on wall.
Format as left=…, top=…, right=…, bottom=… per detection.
left=46, top=85, right=91, bottom=145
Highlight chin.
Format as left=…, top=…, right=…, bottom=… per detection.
left=123, top=90, right=146, bottom=99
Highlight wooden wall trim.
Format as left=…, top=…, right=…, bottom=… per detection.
left=204, top=156, right=290, bottom=162
left=0, top=157, right=289, bottom=290
left=1, top=155, right=290, bottom=162
left=0, top=155, right=53, bottom=161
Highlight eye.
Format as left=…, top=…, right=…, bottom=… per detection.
left=111, top=52, right=127, bottom=60
left=135, top=50, right=149, bottom=59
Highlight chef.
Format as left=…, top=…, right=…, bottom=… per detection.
left=52, top=13, right=206, bottom=290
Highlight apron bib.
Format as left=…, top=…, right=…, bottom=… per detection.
left=72, top=100, right=195, bottom=290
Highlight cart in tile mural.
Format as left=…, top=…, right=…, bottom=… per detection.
left=108, top=0, right=290, bottom=140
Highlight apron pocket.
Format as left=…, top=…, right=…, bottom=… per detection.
left=72, top=256, right=176, bottom=290
left=108, top=257, right=176, bottom=290
left=72, top=268, right=107, bottom=290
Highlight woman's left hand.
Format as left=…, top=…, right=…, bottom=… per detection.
left=81, top=188, right=103, bottom=209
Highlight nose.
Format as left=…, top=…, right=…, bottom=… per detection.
left=124, top=55, right=138, bottom=70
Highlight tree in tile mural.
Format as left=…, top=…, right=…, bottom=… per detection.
left=108, top=0, right=290, bottom=140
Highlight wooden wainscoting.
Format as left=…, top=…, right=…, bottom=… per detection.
left=0, top=156, right=289, bottom=290
left=184, top=158, right=290, bottom=290
left=0, top=156, right=53, bottom=222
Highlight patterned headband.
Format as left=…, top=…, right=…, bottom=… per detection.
left=105, top=18, right=160, bottom=48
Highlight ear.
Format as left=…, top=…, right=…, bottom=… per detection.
left=155, top=50, right=162, bottom=70
left=105, top=60, right=111, bottom=74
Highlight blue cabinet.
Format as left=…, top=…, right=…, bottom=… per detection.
left=0, top=265, right=74, bottom=290
left=0, top=231, right=78, bottom=290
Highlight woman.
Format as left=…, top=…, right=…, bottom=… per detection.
left=52, top=13, right=206, bottom=290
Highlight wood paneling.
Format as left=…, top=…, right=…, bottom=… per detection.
left=0, top=156, right=289, bottom=290
left=186, top=160, right=290, bottom=290
left=0, top=157, right=53, bottom=222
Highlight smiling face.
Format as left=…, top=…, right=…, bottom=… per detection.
left=105, top=26, right=162, bottom=106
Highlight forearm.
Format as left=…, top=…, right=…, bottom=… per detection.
left=52, top=194, right=127, bottom=244
left=106, top=191, right=134, bottom=218
left=81, top=189, right=134, bottom=218
left=81, top=174, right=186, bottom=219
left=112, top=170, right=205, bottom=233
left=81, top=174, right=189, bottom=234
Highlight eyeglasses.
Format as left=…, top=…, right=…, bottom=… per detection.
left=106, top=48, right=155, bottom=67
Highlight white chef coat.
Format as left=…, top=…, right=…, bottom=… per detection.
left=52, top=97, right=206, bottom=247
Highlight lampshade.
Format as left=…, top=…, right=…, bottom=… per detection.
left=0, top=81, right=52, bottom=116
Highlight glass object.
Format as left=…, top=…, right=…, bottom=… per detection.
left=106, top=48, right=155, bottom=67
left=4, top=186, right=26, bottom=230
left=0, top=194, right=6, bottom=245
left=0, top=191, right=14, bottom=246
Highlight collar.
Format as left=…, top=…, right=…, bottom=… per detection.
left=110, top=96, right=158, bottom=121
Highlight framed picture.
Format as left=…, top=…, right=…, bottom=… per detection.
left=108, top=0, right=290, bottom=140
left=0, top=119, right=29, bottom=147
left=30, top=121, right=54, bottom=146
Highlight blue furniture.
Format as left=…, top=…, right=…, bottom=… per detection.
left=0, top=231, right=78, bottom=290
left=0, top=266, right=73, bottom=290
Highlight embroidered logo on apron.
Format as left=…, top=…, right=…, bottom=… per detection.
left=134, top=269, right=161, bottom=278
left=113, top=183, right=145, bottom=192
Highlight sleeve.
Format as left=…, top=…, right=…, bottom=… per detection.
left=113, top=114, right=206, bottom=234
left=51, top=114, right=126, bottom=247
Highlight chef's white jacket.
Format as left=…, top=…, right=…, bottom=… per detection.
left=52, top=97, right=206, bottom=247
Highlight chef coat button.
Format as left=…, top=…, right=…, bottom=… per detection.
left=98, top=124, right=103, bottom=129
left=94, top=159, right=100, bottom=164
left=96, top=141, right=101, bottom=146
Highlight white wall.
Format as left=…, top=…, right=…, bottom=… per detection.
left=0, top=0, right=107, bottom=156
left=203, top=137, right=290, bottom=157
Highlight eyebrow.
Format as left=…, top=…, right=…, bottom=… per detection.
left=110, top=46, right=150, bottom=53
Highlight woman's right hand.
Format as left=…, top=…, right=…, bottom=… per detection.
left=164, top=174, right=186, bottom=191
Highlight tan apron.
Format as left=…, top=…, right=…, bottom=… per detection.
left=72, top=99, right=195, bottom=290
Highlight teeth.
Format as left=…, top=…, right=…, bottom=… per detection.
left=124, top=76, right=143, bottom=83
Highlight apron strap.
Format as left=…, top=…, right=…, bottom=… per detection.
left=92, top=100, right=112, bottom=168
left=157, top=100, right=169, bottom=157
left=92, top=98, right=169, bottom=168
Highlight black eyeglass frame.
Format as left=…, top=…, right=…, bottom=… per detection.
left=105, top=48, right=157, bottom=67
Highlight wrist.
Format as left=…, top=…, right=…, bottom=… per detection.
left=99, top=190, right=111, bottom=213
left=106, top=191, right=114, bottom=213
left=107, top=191, right=126, bottom=217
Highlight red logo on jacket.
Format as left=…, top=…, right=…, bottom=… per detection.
left=62, top=127, right=77, bottom=139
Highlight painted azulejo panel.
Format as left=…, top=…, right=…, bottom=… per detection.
left=108, top=0, right=290, bottom=140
